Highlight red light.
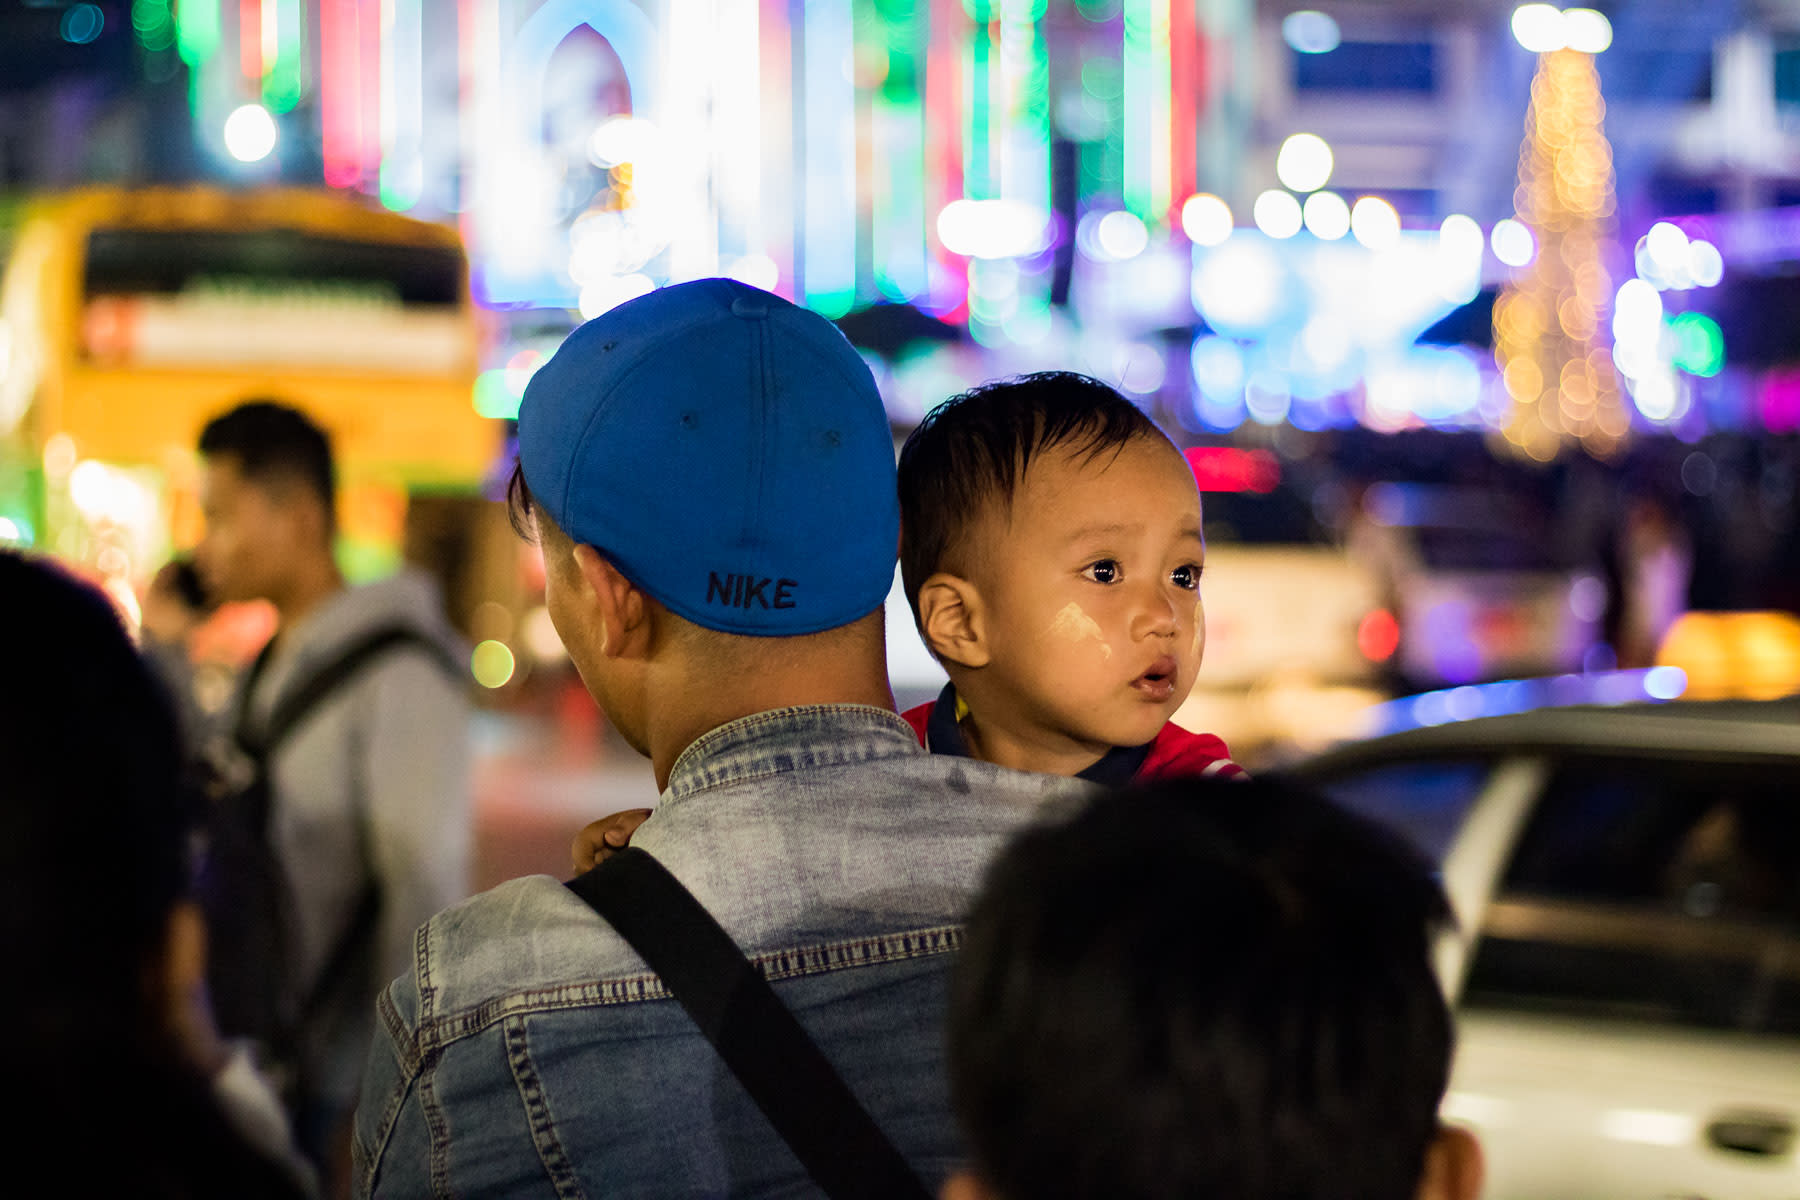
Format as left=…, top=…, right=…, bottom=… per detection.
left=1358, top=609, right=1401, bottom=662
left=1183, top=447, right=1281, bottom=493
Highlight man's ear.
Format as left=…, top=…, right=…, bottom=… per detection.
left=940, top=1169, right=996, bottom=1200
left=917, top=572, right=989, bottom=669
left=1415, top=1124, right=1483, bottom=1200
left=572, top=544, right=652, bottom=659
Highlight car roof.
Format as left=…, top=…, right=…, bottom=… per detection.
left=1296, top=698, right=1800, bottom=775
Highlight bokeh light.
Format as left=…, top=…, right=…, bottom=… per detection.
left=1282, top=11, right=1341, bottom=54
left=1096, top=210, right=1150, bottom=260
left=1563, top=8, right=1613, bottom=53
left=1180, top=193, right=1233, bottom=246
left=1491, top=218, right=1537, bottom=267
left=1511, top=4, right=1568, bottom=53
left=939, top=199, right=1050, bottom=260
left=1687, top=239, right=1724, bottom=288
left=223, top=104, right=278, bottom=163
left=1276, top=133, right=1334, bottom=193
left=1301, top=191, right=1350, bottom=240
left=1670, top=312, right=1725, bottom=377
left=1349, top=196, right=1400, bottom=249
left=471, top=640, right=517, bottom=689
left=1252, top=190, right=1303, bottom=239
left=61, top=4, right=104, bottom=44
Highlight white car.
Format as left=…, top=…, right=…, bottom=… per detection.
left=1173, top=458, right=1390, bottom=762
left=1296, top=694, right=1800, bottom=1200
left=1349, top=482, right=1607, bottom=689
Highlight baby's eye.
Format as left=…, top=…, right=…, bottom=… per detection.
left=1170, top=563, right=1202, bottom=590
left=1082, top=559, right=1121, bottom=584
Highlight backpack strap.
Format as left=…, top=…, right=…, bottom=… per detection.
left=566, top=848, right=934, bottom=1200
left=239, top=625, right=463, bottom=759
left=235, top=625, right=465, bottom=1037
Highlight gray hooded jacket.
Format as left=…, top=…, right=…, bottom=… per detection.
left=238, top=568, right=472, bottom=1114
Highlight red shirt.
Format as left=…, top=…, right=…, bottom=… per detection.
left=902, top=688, right=1248, bottom=784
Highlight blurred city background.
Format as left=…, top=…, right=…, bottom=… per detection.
left=3, top=0, right=1799, bottom=885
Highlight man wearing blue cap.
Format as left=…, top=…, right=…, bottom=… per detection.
left=353, top=279, right=1087, bottom=1198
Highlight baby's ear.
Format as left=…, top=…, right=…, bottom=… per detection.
left=917, top=572, right=989, bottom=669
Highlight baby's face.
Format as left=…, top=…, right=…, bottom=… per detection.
left=968, top=435, right=1206, bottom=758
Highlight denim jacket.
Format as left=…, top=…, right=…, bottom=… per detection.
left=355, top=705, right=1089, bottom=1199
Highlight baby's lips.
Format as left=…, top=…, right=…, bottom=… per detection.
left=1139, top=655, right=1179, bottom=683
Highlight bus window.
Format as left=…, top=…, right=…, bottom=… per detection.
left=0, top=186, right=499, bottom=608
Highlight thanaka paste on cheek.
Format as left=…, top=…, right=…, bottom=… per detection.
left=1191, top=600, right=1204, bottom=657
left=1048, top=601, right=1112, bottom=659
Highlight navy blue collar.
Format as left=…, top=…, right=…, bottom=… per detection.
left=923, top=682, right=1149, bottom=786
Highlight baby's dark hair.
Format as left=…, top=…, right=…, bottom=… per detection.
left=896, top=371, right=1166, bottom=623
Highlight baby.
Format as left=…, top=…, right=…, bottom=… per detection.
left=573, top=370, right=1241, bottom=870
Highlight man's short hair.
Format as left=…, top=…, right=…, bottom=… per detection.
left=948, top=776, right=1455, bottom=1200
left=896, top=371, right=1165, bottom=623
left=198, top=400, right=336, bottom=514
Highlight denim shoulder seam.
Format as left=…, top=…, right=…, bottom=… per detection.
left=356, top=985, right=416, bottom=1197
left=416, top=920, right=453, bottom=1198
left=358, top=926, right=431, bottom=1196
left=416, top=924, right=965, bottom=1053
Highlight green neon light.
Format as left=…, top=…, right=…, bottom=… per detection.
left=473, top=370, right=522, bottom=420
left=263, top=0, right=305, bottom=113
left=1120, top=0, right=1170, bottom=221
left=1670, top=312, right=1725, bottom=378
left=808, top=288, right=857, bottom=320
left=176, top=0, right=220, bottom=66
left=964, top=1, right=995, bottom=201
left=873, top=0, right=927, bottom=299
left=132, top=0, right=177, bottom=52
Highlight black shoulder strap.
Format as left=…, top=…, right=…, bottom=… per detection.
left=235, top=625, right=463, bottom=1033
left=239, top=625, right=463, bottom=757
left=566, top=848, right=933, bottom=1200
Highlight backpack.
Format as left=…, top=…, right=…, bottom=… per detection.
left=194, top=624, right=462, bottom=1097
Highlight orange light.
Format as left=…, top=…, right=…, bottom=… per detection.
left=1357, top=609, right=1401, bottom=662
left=1657, top=611, right=1800, bottom=700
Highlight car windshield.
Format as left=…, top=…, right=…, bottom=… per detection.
left=1414, top=527, right=1562, bottom=571
left=1318, top=760, right=1492, bottom=862
left=1201, top=487, right=1331, bottom=547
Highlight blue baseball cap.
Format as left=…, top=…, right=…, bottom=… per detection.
left=517, top=278, right=899, bottom=637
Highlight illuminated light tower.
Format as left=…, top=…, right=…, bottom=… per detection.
left=1493, top=5, right=1628, bottom=460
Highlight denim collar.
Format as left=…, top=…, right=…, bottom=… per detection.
left=923, top=682, right=1149, bottom=786
left=663, top=704, right=925, bottom=805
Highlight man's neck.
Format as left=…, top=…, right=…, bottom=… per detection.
left=643, top=619, right=898, bottom=790
left=271, top=555, right=346, bottom=633
left=647, top=674, right=896, bottom=791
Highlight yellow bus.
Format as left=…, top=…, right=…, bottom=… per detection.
left=0, top=185, right=498, bottom=592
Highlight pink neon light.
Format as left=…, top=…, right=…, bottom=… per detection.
left=763, top=0, right=796, bottom=301
left=320, top=0, right=358, bottom=188
left=1170, top=0, right=1197, bottom=227
left=457, top=0, right=478, bottom=248
left=927, top=0, right=967, bottom=324
left=359, top=0, right=383, bottom=177
left=240, top=0, right=262, bottom=80
left=1760, top=370, right=1800, bottom=433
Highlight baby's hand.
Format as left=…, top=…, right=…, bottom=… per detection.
left=572, top=808, right=653, bottom=873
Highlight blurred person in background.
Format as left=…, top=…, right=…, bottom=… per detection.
left=1616, top=489, right=1692, bottom=669
left=0, top=549, right=313, bottom=1199
left=140, top=556, right=223, bottom=752
left=142, top=400, right=472, bottom=1193
left=944, top=775, right=1483, bottom=1200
